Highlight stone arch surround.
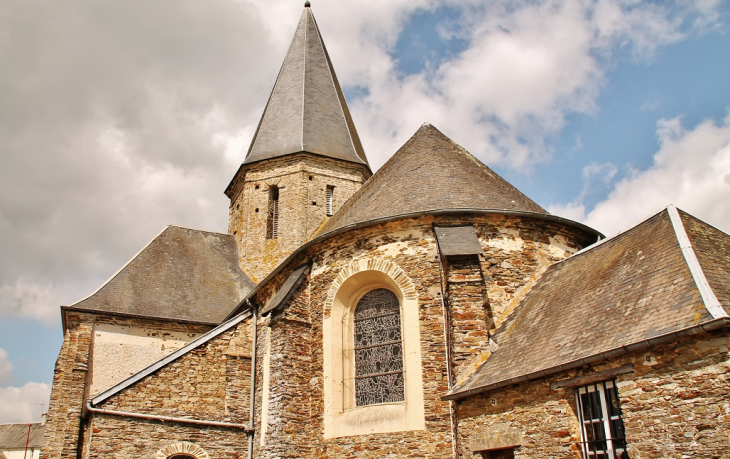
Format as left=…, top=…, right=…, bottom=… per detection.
left=154, top=442, right=209, bottom=459
left=324, top=257, right=418, bottom=315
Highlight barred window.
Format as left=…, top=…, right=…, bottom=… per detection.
left=576, top=380, right=629, bottom=459
left=354, top=288, right=404, bottom=406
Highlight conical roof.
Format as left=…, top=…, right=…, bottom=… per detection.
left=320, top=123, right=546, bottom=233
left=243, top=5, right=369, bottom=168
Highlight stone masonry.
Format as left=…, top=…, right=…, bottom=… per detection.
left=244, top=213, right=593, bottom=458
left=226, top=153, right=370, bottom=282
left=455, top=330, right=730, bottom=459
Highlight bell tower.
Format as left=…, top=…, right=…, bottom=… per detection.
left=225, top=3, right=371, bottom=282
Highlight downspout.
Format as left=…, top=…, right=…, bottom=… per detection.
left=247, top=299, right=259, bottom=459
left=433, top=225, right=458, bottom=459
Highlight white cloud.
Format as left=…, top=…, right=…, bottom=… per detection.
left=0, top=382, right=50, bottom=424
left=552, top=113, right=730, bottom=236
left=0, top=348, right=13, bottom=384
left=340, top=0, right=714, bottom=170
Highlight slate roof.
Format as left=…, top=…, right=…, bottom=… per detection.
left=242, top=5, right=369, bottom=168
left=0, top=423, right=44, bottom=449
left=320, top=124, right=547, bottom=234
left=447, top=207, right=730, bottom=399
left=67, top=226, right=254, bottom=325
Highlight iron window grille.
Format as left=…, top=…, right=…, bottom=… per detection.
left=576, top=380, right=629, bottom=459
left=351, top=288, right=405, bottom=406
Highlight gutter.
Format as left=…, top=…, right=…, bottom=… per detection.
left=225, top=208, right=602, bottom=320
left=85, top=402, right=252, bottom=433
left=443, top=317, right=730, bottom=401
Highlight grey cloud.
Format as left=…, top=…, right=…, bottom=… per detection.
left=0, top=0, right=284, bottom=322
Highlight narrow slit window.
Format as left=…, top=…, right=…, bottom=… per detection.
left=353, top=288, right=404, bottom=406
left=326, top=186, right=334, bottom=216
left=576, top=380, right=629, bottom=459
left=266, top=185, right=279, bottom=239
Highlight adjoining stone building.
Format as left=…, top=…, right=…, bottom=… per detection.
left=42, top=4, right=730, bottom=459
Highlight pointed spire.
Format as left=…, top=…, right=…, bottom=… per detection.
left=243, top=6, right=369, bottom=169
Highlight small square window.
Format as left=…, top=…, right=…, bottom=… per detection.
left=576, top=380, right=629, bottom=459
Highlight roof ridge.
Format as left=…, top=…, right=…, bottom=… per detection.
left=667, top=204, right=727, bottom=319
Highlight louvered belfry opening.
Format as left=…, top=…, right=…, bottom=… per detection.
left=326, top=186, right=334, bottom=216
left=267, top=185, right=279, bottom=239
left=353, top=288, right=405, bottom=406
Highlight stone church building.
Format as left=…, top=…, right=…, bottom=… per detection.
left=42, top=4, right=729, bottom=459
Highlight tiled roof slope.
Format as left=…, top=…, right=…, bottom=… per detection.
left=68, top=226, right=254, bottom=325
left=243, top=6, right=368, bottom=168
left=681, top=210, right=730, bottom=315
left=0, top=423, right=44, bottom=448
left=450, top=208, right=728, bottom=397
left=320, top=124, right=546, bottom=234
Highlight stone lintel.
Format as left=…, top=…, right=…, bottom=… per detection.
left=469, top=423, right=523, bottom=452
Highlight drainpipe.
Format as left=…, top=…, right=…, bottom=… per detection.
left=433, top=225, right=458, bottom=459
left=247, top=299, right=259, bottom=459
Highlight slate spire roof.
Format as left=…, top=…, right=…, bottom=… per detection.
left=320, top=123, right=547, bottom=234
left=446, top=206, right=730, bottom=400
left=243, top=5, right=369, bottom=168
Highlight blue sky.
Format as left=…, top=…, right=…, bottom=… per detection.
left=1, top=0, right=729, bottom=423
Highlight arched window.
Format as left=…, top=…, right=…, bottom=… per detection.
left=354, top=288, right=404, bottom=406
left=168, top=455, right=196, bottom=459
left=266, top=185, right=279, bottom=239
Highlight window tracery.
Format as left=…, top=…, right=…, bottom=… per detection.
left=353, top=288, right=404, bottom=405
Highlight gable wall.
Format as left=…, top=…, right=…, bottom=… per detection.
left=455, top=329, right=730, bottom=458
left=250, top=213, right=593, bottom=458
left=42, top=312, right=212, bottom=459
left=84, top=318, right=254, bottom=458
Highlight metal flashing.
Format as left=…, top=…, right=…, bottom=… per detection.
left=667, top=205, right=728, bottom=319
left=262, top=263, right=311, bottom=316
left=434, top=225, right=484, bottom=256
left=91, top=310, right=252, bottom=406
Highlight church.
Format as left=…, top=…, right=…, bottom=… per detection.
left=42, top=4, right=730, bottom=459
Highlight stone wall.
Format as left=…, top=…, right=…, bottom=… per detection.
left=84, top=317, right=255, bottom=458
left=247, top=213, right=592, bottom=458
left=42, top=317, right=92, bottom=459
left=227, top=153, right=370, bottom=282
left=455, top=330, right=730, bottom=459
left=42, top=312, right=213, bottom=459
left=83, top=416, right=248, bottom=459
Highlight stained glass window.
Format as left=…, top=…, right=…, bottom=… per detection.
left=354, top=288, right=404, bottom=406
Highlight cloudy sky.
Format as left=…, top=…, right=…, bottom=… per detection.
left=1, top=0, right=729, bottom=423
